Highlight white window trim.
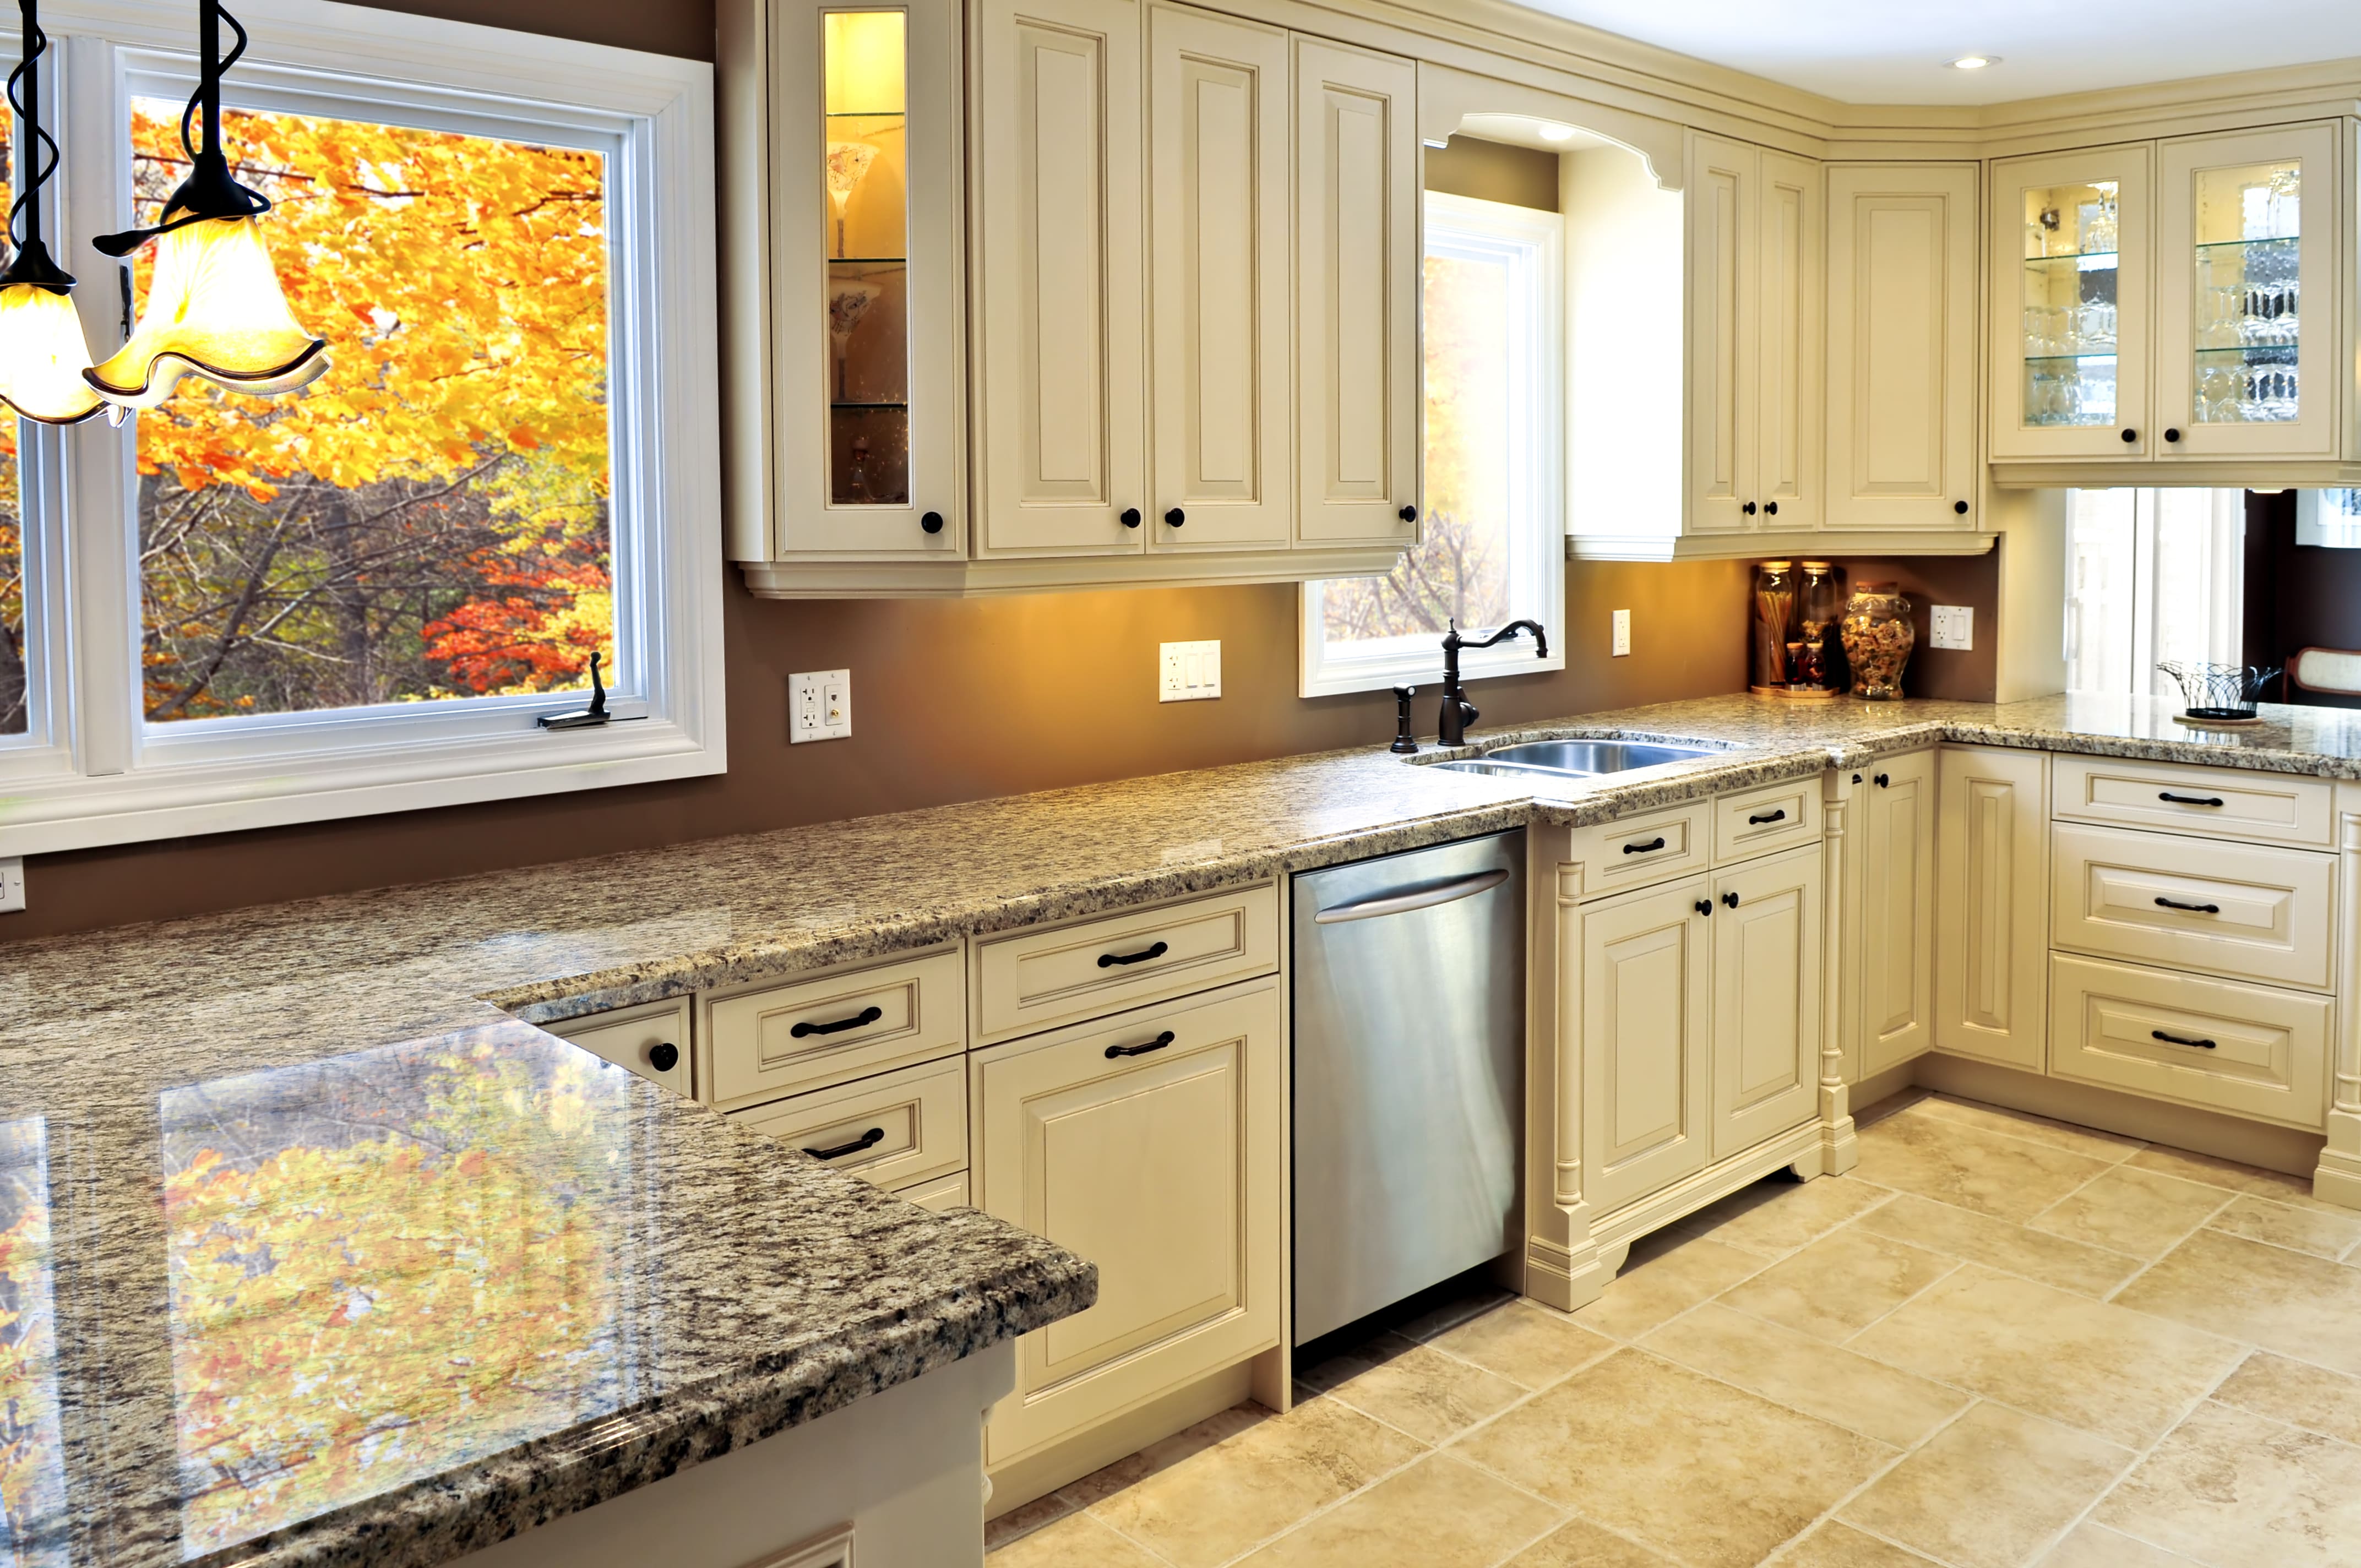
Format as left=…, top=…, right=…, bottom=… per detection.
left=0, top=0, right=722, bottom=857
left=1299, top=190, right=1564, bottom=699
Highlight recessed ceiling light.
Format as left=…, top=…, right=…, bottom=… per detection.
left=1950, top=54, right=1999, bottom=69
left=1536, top=123, right=1576, bottom=143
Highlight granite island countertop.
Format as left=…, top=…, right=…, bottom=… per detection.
left=8, top=688, right=2359, bottom=1568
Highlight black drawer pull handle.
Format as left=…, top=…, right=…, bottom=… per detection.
left=1748, top=808, right=1787, bottom=825
left=1106, top=1031, right=1176, bottom=1059
left=1721, top=890, right=1740, bottom=908
left=805, top=1126, right=886, bottom=1160
left=791, top=1005, right=884, bottom=1038
left=1098, top=940, right=1170, bottom=968
left=2154, top=895, right=2222, bottom=914
left=2151, top=1029, right=2218, bottom=1050
left=2157, top=791, right=2225, bottom=807
left=1623, top=836, right=1667, bottom=856
left=646, top=1042, right=679, bottom=1072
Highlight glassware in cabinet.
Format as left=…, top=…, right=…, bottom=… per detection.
left=824, top=11, right=911, bottom=506
left=2017, top=180, right=2121, bottom=431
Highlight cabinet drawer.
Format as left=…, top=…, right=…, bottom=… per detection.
left=2051, top=823, right=2334, bottom=990
left=2052, top=754, right=2332, bottom=846
left=702, top=949, right=965, bottom=1111
left=974, top=977, right=1281, bottom=1464
left=893, top=1170, right=971, bottom=1212
left=731, top=1056, right=968, bottom=1191
left=2049, top=954, right=2327, bottom=1129
left=1564, top=802, right=1712, bottom=901
left=1713, top=776, right=1823, bottom=864
left=973, top=884, right=1278, bottom=1043
left=554, top=997, right=693, bottom=1097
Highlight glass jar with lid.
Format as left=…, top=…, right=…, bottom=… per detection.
left=1840, top=584, right=1916, bottom=700
left=1750, top=562, right=1797, bottom=693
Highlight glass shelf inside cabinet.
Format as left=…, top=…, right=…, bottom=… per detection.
left=2190, top=157, right=2302, bottom=425
left=2020, top=179, right=2121, bottom=427
left=823, top=9, right=912, bottom=507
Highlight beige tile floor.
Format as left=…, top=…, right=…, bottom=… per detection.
left=985, top=1090, right=2361, bottom=1568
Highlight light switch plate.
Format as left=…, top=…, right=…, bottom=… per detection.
left=0, top=857, right=21, bottom=914
left=1929, top=606, right=1974, bottom=651
left=1160, top=640, right=1222, bottom=701
left=1611, top=609, right=1631, bottom=657
left=791, top=669, right=852, bottom=742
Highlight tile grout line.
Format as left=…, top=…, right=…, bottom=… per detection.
left=1737, top=1396, right=1990, bottom=1568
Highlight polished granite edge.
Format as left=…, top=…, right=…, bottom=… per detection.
left=221, top=1219, right=1092, bottom=1568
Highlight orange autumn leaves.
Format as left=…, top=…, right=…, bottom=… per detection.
left=130, top=102, right=615, bottom=717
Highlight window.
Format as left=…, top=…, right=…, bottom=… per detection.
left=0, top=7, right=721, bottom=856
left=1299, top=190, right=1564, bottom=696
left=2064, top=489, right=2245, bottom=699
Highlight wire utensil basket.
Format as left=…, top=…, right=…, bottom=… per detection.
left=2157, top=661, right=2282, bottom=724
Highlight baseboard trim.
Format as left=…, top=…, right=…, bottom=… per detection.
left=1851, top=1060, right=1920, bottom=1121
left=984, top=1359, right=1255, bottom=1520
left=1912, top=1053, right=2327, bottom=1178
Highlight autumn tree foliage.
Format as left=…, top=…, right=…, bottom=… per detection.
left=131, top=102, right=614, bottom=721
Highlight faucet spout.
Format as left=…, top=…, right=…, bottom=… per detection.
left=1437, top=619, right=1549, bottom=747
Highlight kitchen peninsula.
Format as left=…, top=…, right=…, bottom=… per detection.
left=13, top=690, right=2361, bottom=1568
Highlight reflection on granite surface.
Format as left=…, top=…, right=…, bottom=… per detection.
left=0, top=1118, right=64, bottom=1568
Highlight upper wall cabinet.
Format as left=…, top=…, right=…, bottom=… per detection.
left=722, top=0, right=1421, bottom=597
left=1823, top=163, right=1981, bottom=532
left=1989, top=122, right=2359, bottom=484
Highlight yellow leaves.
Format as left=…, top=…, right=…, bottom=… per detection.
left=507, top=426, right=538, bottom=452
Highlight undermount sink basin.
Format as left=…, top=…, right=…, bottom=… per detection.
left=1429, top=758, right=1579, bottom=780
left=1482, top=739, right=1724, bottom=775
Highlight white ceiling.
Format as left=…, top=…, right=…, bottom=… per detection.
left=1515, top=0, right=2361, bottom=104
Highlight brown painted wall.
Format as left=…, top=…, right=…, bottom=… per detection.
left=1822, top=553, right=2002, bottom=701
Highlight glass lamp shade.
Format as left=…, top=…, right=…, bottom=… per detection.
left=85, top=216, right=327, bottom=410
left=0, top=282, right=102, bottom=423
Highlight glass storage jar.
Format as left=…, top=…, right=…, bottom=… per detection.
left=1840, top=584, right=1915, bottom=700
left=1794, top=561, right=1845, bottom=694
left=1751, top=561, right=1797, bottom=693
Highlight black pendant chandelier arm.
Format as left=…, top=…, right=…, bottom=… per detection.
left=92, top=0, right=269, bottom=259
left=0, top=0, right=72, bottom=291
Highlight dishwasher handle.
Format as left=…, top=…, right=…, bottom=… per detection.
left=1313, top=867, right=1511, bottom=924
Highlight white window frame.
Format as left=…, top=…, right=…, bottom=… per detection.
left=0, top=0, right=722, bottom=857
left=1299, top=190, right=1564, bottom=699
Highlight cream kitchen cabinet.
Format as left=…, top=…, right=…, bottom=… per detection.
left=1932, top=745, right=2049, bottom=1071
left=971, top=976, right=1282, bottom=1467
left=1576, top=876, right=1713, bottom=1217
left=1709, top=845, right=1824, bottom=1156
left=1844, top=751, right=1936, bottom=1081
left=554, top=997, right=694, bottom=1097
left=1823, top=164, right=1981, bottom=531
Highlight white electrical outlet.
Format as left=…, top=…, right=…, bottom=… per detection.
left=1159, top=640, right=1222, bottom=701
left=0, top=858, right=20, bottom=914
left=1611, top=609, right=1631, bottom=657
left=790, top=668, right=852, bottom=742
left=1929, top=606, right=1975, bottom=651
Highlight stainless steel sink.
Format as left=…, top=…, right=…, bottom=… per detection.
left=1429, top=759, right=1579, bottom=780
left=1482, top=739, right=1723, bottom=775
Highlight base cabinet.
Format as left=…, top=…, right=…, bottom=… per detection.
left=972, top=977, right=1281, bottom=1466
left=1711, top=845, right=1824, bottom=1156
left=1852, top=750, right=1936, bottom=1079
left=1934, top=745, right=2050, bottom=1069
left=1577, top=878, right=1713, bottom=1216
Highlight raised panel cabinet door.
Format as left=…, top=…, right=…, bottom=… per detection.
left=1293, top=37, right=1418, bottom=547
left=974, top=0, right=1149, bottom=554
left=1146, top=3, right=1291, bottom=551
left=2153, top=123, right=2341, bottom=461
left=974, top=979, right=1280, bottom=1464
left=1858, top=750, right=1938, bottom=1077
left=1685, top=133, right=1758, bottom=535
left=1576, top=877, right=1712, bottom=1216
left=1754, top=149, right=1824, bottom=530
left=1710, top=844, right=1824, bottom=1158
left=1934, top=745, right=2050, bottom=1069
left=763, top=0, right=967, bottom=556
left=1987, top=143, right=2153, bottom=460
left=1824, top=162, right=1981, bottom=530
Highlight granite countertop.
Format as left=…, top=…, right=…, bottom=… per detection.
left=7, top=687, right=2357, bottom=1568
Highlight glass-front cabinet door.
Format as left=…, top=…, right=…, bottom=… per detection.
left=2153, top=124, right=2340, bottom=460
left=768, top=0, right=963, bottom=554
left=1988, top=144, right=2152, bottom=460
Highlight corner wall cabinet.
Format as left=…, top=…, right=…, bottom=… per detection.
left=722, top=0, right=1421, bottom=596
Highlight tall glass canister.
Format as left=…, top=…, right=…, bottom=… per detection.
left=1751, top=562, right=1797, bottom=694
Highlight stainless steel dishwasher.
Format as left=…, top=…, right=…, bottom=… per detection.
left=1292, top=829, right=1524, bottom=1345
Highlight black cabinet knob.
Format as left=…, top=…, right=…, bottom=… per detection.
left=2164, top=428, right=2182, bottom=443
left=920, top=510, right=944, bottom=534
left=1399, top=504, right=1418, bottom=522
left=1120, top=507, right=1141, bottom=528
left=1875, top=772, right=1890, bottom=788
left=1742, top=500, right=1758, bottom=515
left=1163, top=507, right=1185, bottom=527
left=2121, top=427, right=2138, bottom=443
left=1764, top=501, right=1778, bottom=516
left=1954, top=499, right=1970, bottom=515
left=646, top=1042, right=679, bottom=1072
left=1695, top=899, right=1712, bottom=917
left=1722, top=890, right=1740, bottom=908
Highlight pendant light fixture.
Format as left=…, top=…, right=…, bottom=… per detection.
left=0, top=0, right=101, bottom=423
left=84, top=0, right=326, bottom=410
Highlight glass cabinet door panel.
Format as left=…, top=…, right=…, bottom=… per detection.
left=2018, top=180, right=2120, bottom=429
left=823, top=10, right=911, bottom=506
left=2155, top=123, right=2338, bottom=460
